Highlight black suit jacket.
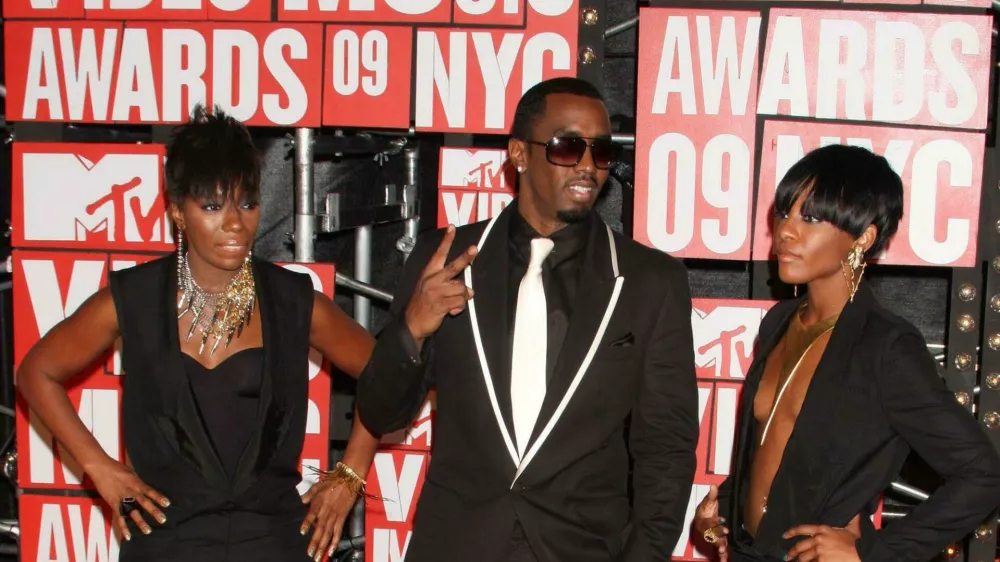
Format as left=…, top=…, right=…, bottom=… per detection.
left=719, top=284, right=1000, bottom=562
left=357, top=206, right=699, bottom=562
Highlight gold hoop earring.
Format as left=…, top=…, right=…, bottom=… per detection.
left=841, top=245, right=866, bottom=302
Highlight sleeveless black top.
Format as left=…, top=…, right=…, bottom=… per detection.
left=109, top=256, right=315, bottom=561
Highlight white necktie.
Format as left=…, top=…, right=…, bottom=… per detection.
left=510, top=237, right=555, bottom=460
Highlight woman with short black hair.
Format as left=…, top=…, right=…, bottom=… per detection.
left=695, top=144, right=1000, bottom=562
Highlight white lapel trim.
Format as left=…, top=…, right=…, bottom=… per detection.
left=464, top=215, right=520, bottom=467
left=465, top=220, right=625, bottom=475
left=511, top=225, right=622, bottom=485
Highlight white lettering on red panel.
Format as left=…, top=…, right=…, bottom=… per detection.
left=671, top=299, right=773, bottom=561
left=20, top=496, right=121, bottom=562
left=634, top=8, right=760, bottom=260
left=437, top=147, right=514, bottom=228
left=413, top=0, right=577, bottom=133
left=322, top=25, right=413, bottom=128
left=7, top=22, right=323, bottom=126
left=12, top=143, right=172, bottom=253
left=364, top=451, right=428, bottom=562
left=278, top=0, right=527, bottom=25
left=757, top=10, right=991, bottom=129
left=752, top=120, right=984, bottom=267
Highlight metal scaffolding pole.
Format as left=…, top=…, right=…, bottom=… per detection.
left=293, top=129, right=316, bottom=263
left=349, top=223, right=373, bottom=560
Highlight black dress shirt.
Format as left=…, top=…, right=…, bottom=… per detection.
left=506, top=207, right=590, bottom=385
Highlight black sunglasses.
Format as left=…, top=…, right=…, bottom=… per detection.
left=523, top=136, right=623, bottom=170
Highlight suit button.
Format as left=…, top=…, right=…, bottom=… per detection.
left=514, top=483, right=529, bottom=492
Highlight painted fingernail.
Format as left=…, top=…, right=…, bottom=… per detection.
left=161, top=499, right=171, bottom=507
left=314, top=554, right=322, bottom=562
left=156, top=514, right=166, bottom=524
left=328, top=546, right=337, bottom=558
left=719, top=517, right=726, bottom=523
left=143, top=526, right=151, bottom=535
left=124, top=532, right=132, bottom=542
left=307, top=547, right=315, bottom=558
left=300, top=527, right=308, bottom=536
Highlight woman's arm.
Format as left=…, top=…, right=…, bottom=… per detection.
left=303, top=291, right=382, bottom=561
left=17, top=288, right=124, bottom=475
left=17, top=287, right=169, bottom=539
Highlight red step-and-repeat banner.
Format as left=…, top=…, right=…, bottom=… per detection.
left=4, top=0, right=993, bottom=559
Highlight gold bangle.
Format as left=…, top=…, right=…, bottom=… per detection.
left=305, top=462, right=381, bottom=499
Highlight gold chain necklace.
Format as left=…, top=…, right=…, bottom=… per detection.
left=759, top=303, right=839, bottom=446
left=177, top=252, right=257, bottom=356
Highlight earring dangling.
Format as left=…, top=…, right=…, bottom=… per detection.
left=841, top=245, right=866, bottom=303
left=793, top=284, right=798, bottom=297
left=176, top=227, right=185, bottom=283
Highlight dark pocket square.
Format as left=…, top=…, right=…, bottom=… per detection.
left=609, top=333, right=635, bottom=347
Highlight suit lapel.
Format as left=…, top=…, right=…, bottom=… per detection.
left=162, top=255, right=231, bottom=492
left=466, top=208, right=519, bottom=466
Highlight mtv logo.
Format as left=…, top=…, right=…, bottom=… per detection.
left=439, top=148, right=509, bottom=190
left=691, top=300, right=774, bottom=380
left=15, top=143, right=173, bottom=251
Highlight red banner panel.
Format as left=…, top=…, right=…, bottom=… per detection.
left=20, top=494, right=121, bottom=562
left=86, top=0, right=206, bottom=20
left=12, top=143, right=172, bottom=253
left=437, top=147, right=514, bottom=228
left=278, top=0, right=526, bottom=25
left=634, top=8, right=761, bottom=260
left=413, top=1, right=578, bottom=133
left=4, top=0, right=84, bottom=20
left=365, top=450, right=429, bottom=562
left=80, top=0, right=270, bottom=20
left=5, top=21, right=324, bottom=127
left=379, top=394, right=435, bottom=452
left=670, top=299, right=772, bottom=560
left=752, top=120, right=985, bottom=267
left=322, top=25, right=413, bottom=128
left=757, top=9, right=992, bottom=129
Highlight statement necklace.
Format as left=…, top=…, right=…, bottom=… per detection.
left=177, top=252, right=257, bottom=356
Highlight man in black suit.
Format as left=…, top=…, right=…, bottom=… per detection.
left=357, top=77, right=698, bottom=562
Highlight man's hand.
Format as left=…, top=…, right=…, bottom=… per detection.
left=404, top=225, right=478, bottom=345
left=783, top=516, right=863, bottom=562
left=693, top=484, right=729, bottom=561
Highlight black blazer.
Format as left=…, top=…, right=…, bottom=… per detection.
left=719, top=284, right=1000, bottom=562
left=109, top=256, right=315, bottom=561
left=357, top=206, right=699, bottom=562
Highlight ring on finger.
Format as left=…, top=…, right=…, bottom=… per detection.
left=703, top=528, right=719, bottom=545
left=119, top=497, right=137, bottom=517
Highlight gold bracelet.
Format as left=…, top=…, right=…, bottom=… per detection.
left=305, top=462, right=381, bottom=499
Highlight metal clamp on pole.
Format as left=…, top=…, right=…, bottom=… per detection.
left=397, top=147, right=421, bottom=262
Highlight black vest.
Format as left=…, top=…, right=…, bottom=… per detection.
left=109, top=255, right=314, bottom=559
